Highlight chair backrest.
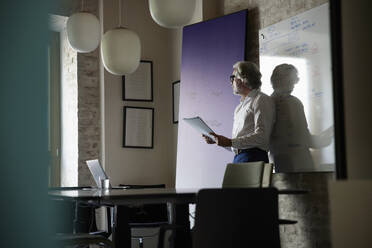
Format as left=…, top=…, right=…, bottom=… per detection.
left=222, top=161, right=265, bottom=188
left=193, top=188, right=280, bottom=248
left=262, top=163, right=274, bottom=187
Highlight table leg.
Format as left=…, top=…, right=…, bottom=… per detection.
left=110, top=206, right=116, bottom=247
left=166, top=203, right=191, bottom=248
left=176, top=204, right=192, bottom=248
left=73, top=201, right=78, bottom=234
left=114, top=205, right=131, bottom=248
left=166, top=202, right=175, bottom=224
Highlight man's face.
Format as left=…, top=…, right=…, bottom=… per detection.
left=231, top=70, right=244, bottom=95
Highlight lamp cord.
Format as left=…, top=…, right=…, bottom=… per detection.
left=81, top=0, right=85, bottom=12
left=119, top=0, right=122, bottom=27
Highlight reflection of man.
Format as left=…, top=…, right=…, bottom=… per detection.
left=202, top=61, right=275, bottom=163
left=269, top=64, right=333, bottom=172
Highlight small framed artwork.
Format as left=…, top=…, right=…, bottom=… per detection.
left=172, top=80, right=180, bottom=123
left=122, top=60, right=153, bottom=101
left=123, top=106, right=154, bottom=149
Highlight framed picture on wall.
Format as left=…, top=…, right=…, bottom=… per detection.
left=123, top=106, right=154, bottom=149
left=172, top=80, right=180, bottom=123
left=122, top=60, right=153, bottom=101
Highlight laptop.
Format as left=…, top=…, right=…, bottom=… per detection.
left=86, top=159, right=127, bottom=189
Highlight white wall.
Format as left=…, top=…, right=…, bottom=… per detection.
left=341, top=0, right=372, bottom=180
left=329, top=180, right=372, bottom=248
left=100, top=0, right=202, bottom=187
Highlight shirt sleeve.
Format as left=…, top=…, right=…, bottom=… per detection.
left=231, top=95, right=275, bottom=150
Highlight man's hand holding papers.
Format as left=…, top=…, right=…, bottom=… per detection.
left=202, top=133, right=215, bottom=144
left=209, top=133, right=232, bottom=147
left=183, top=116, right=231, bottom=151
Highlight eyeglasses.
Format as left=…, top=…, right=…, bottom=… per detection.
left=229, top=75, right=236, bottom=83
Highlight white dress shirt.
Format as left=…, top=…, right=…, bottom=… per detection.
left=231, top=89, right=275, bottom=153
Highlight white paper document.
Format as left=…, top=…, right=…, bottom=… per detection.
left=183, top=116, right=231, bottom=151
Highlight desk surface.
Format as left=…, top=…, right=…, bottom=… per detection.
left=48, top=188, right=199, bottom=205
left=48, top=187, right=308, bottom=206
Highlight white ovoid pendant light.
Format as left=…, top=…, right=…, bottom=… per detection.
left=101, top=0, right=141, bottom=75
left=149, top=0, right=196, bottom=28
left=66, top=0, right=100, bottom=53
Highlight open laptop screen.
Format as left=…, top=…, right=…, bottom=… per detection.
left=86, top=159, right=128, bottom=189
left=86, top=159, right=109, bottom=188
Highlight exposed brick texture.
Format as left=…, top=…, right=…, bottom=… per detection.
left=273, top=173, right=333, bottom=248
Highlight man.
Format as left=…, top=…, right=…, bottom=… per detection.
left=203, top=61, right=275, bottom=163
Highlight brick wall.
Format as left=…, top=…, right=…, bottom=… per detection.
left=77, top=47, right=100, bottom=186
left=273, top=173, right=333, bottom=248
left=76, top=1, right=100, bottom=186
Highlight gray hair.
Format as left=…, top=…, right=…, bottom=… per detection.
left=233, top=61, right=262, bottom=89
left=270, top=64, right=299, bottom=89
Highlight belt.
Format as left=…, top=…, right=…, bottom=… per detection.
left=236, top=148, right=265, bottom=155
left=236, top=149, right=248, bottom=155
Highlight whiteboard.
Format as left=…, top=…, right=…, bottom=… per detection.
left=176, top=11, right=248, bottom=188
left=259, top=3, right=335, bottom=172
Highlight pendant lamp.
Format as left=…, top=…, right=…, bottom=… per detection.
left=101, top=0, right=141, bottom=75
left=149, top=0, right=196, bottom=28
left=66, top=0, right=100, bottom=53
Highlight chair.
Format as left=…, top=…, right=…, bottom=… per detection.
left=222, top=161, right=273, bottom=188
left=222, top=162, right=296, bottom=225
left=118, top=184, right=169, bottom=248
left=158, top=188, right=281, bottom=248
left=187, top=162, right=274, bottom=227
left=49, top=187, right=113, bottom=247
left=262, top=163, right=274, bottom=187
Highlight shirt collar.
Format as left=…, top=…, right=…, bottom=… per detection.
left=248, top=89, right=259, bottom=97
left=240, top=89, right=259, bottom=102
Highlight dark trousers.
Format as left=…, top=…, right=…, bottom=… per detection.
left=233, top=148, right=269, bottom=163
